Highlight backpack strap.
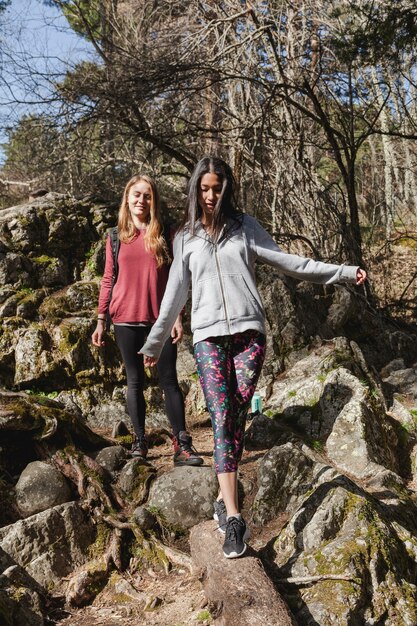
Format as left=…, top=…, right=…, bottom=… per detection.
left=105, top=227, right=120, bottom=331
left=108, top=226, right=120, bottom=282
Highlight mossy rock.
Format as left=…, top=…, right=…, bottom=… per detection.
left=274, top=480, right=417, bottom=624
left=117, top=458, right=157, bottom=505
left=39, top=282, right=98, bottom=320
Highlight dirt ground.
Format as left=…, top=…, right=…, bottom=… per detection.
left=53, top=424, right=284, bottom=626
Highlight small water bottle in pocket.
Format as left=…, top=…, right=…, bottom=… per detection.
left=251, top=392, right=262, bottom=415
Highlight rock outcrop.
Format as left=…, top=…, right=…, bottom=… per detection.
left=1, top=195, right=417, bottom=624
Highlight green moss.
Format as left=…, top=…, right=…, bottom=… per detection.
left=398, top=237, right=417, bottom=250
left=1, top=397, right=45, bottom=429
left=84, top=244, right=98, bottom=275
left=88, top=522, right=112, bottom=559
left=9, top=586, right=26, bottom=602
left=127, top=462, right=157, bottom=505
left=80, top=560, right=109, bottom=600
left=197, top=609, right=211, bottom=622
left=112, top=592, right=134, bottom=603
left=396, top=422, right=415, bottom=448
left=58, top=321, right=81, bottom=354
left=75, top=370, right=96, bottom=385
left=23, top=389, right=58, bottom=400
left=288, top=389, right=297, bottom=398
left=129, top=534, right=170, bottom=574
left=146, top=506, right=185, bottom=539
left=32, top=255, right=57, bottom=265
left=115, top=434, right=134, bottom=445
left=302, top=580, right=358, bottom=616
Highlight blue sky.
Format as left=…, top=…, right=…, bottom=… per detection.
left=0, top=0, right=92, bottom=161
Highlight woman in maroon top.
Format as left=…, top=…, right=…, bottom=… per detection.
left=92, top=174, right=202, bottom=465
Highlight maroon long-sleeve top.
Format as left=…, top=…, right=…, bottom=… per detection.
left=98, top=230, right=169, bottom=324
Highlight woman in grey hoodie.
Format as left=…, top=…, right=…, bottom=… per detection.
left=141, top=156, right=366, bottom=559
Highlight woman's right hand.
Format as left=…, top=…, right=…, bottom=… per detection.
left=92, top=320, right=106, bottom=346
left=143, top=355, right=158, bottom=368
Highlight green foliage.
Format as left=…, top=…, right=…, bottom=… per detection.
left=84, top=243, right=98, bottom=275
left=44, top=1, right=102, bottom=40
left=2, top=115, right=63, bottom=180
left=311, top=439, right=324, bottom=452
left=330, top=1, right=417, bottom=65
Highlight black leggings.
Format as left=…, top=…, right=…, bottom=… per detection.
left=114, top=325, right=185, bottom=439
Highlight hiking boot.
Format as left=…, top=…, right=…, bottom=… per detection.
left=173, top=431, right=203, bottom=466
left=213, top=499, right=227, bottom=534
left=131, top=435, right=148, bottom=459
left=223, top=516, right=250, bottom=559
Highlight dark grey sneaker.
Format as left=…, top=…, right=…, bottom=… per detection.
left=213, top=499, right=227, bottom=534
left=131, top=435, right=148, bottom=458
left=223, top=516, right=250, bottom=559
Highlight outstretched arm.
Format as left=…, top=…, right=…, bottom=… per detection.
left=251, top=217, right=365, bottom=285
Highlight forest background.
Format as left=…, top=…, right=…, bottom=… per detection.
left=0, top=0, right=417, bottom=319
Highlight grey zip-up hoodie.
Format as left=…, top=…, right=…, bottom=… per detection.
left=140, top=214, right=359, bottom=359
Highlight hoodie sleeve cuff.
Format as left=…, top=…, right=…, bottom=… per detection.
left=340, top=265, right=359, bottom=283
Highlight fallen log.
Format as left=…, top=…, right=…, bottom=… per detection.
left=190, top=520, right=295, bottom=626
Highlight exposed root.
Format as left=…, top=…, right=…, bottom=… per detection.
left=276, top=574, right=361, bottom=585
left=151, top=537, right=193, bottom=573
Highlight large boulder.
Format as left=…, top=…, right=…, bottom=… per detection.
left=147, top=466, right=218, bottom=530
left=0, top=502, right=95, bottom=588
left=324, top=368, right=398, bottom=479
left=38, top=282, right=99, bottom=320
left=95, top=445, right=128, bottom=474
left=252, top=443, right=338, bottom=526
left=15, top=461, right=73, bottom=518
left=273, top=475, right=417, bottom=625
left=262, top=339, right=399, bottom=481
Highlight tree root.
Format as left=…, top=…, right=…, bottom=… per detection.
left=276, top=574, right=361, bottom=585
left=151, top=537, right=193, bottom=573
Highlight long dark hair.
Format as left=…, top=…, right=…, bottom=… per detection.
left=179, top=156, right=241, bottom=240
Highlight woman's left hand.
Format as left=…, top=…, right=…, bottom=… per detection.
left=356, top=268, right=367, bottom=285
left=171, top=316, right=184, bottom=344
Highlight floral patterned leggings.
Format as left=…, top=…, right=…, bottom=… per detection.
left=194, top=330, right=266, bottom=474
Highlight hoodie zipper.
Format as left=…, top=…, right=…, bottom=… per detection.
left=214, top=243, right=231, bottom=333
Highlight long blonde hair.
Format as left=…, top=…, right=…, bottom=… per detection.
left=117, top=174, right=170, bottom=267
